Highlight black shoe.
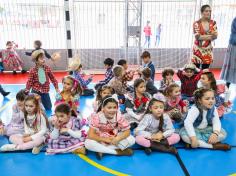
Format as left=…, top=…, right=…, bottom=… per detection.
left=2, top=91, right=10, bottom=97
left=21, top=70, right=27, bottom=74
left=130, top=123, right=138, bottom=130
left=151, top=141, right=178, bottom=155
left=144, top=148, right=152, bottom=155
left=13, top=71, right=17, bottom=74
left=96, top=152, right=103, bottom=160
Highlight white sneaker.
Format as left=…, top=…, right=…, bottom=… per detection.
left=0, top=144, right=17, bottom=152
left=32, top=144, right=44, bottom=154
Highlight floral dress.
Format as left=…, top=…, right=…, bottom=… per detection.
left=192, top=19, right=217, bottom=64
left=1, top=48, right=23, bottom=71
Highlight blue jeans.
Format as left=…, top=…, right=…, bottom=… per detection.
left=32, top=90, right=52, bottom=110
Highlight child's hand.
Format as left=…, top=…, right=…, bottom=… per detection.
left=151, top=132, right=163, bottom=141
left=23, top=136, right=32, bottom=143
left=60, top=128, right=68, bottom=134
left=111, top=137, right=120, bottom=146
left=103, top=137, right=114, bottom=144
left=208, top=133, right=218, bottom=144
left=0, top=127, right=4, bottom=135
left=182, top=106, right=188, bottom=113
left=23, top=134, right=30, bottom=137
left=54, top=120, right=61, bottom=129
left=190, top=136, right=199, bottom=148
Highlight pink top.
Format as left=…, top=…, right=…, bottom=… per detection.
left=144, top=26, right=152, bottom=36
left=90, top=112, right=130, bottom=138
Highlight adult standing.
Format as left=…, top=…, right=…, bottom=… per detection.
left=155, top=24, right=162, bottom=47
left=143, top=20, right=152, bottom=48
left=220, top=17, right=236, bottom=88
left=192, top=5, right=218, bottom=69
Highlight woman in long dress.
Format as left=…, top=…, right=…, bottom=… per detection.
left=220, top=17, right=236, bottom=89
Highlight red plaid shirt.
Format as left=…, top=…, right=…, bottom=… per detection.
left=26, top=65, right=58, bottom=93
left=177, top=70, right=203, bottom=96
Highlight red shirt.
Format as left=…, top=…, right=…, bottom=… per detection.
left=26, top=65, right=58, bottom=93
left=177, top=70, right=203, bottom=97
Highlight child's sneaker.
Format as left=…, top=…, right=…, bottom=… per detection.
left=32, top=144, right=45, bottom=154
left=73, top=147, right=86, bottom=155
left=115, top=148, right=133, bottom=156
left=0, top=144, right=17, bottom=152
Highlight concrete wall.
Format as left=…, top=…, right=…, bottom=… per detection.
left=3, top=48, right=227, bottom=71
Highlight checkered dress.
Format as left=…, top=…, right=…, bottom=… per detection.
left=47, top=117, right=87, bottom=153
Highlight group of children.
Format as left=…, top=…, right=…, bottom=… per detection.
left=0, top=50, right=232, bottom=159
left=0, top=40, right=60, bottom=74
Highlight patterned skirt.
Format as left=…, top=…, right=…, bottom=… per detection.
left=220, top=44, right=236, bottom=84
left=46, top=136, right=85, bottom=154
left=192, top=45, right=213, bottom=64
left=179, top=126, right=226, bottom=143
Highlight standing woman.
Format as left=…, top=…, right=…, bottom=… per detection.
left=220, top=17, right=236, bottom=89
left=192, top=5, right=218, bottom=69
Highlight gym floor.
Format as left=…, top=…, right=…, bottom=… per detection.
left=0, top=71, right=236, bottom=176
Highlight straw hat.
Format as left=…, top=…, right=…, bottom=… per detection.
left=31, top=49, right=45, bottom=62
left=68, top=55, right=81, bottom=71
left=184, top=63, right=197, bottom=71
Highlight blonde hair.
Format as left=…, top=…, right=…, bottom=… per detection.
left=113, top=65, right=124, bottom=77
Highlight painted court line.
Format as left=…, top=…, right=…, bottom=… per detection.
left=76, top=154, right=130, bottom=176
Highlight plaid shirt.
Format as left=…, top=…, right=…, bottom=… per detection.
left=26, top=65, right=58, bottom=93
left=123, top=70, right=135, bottom=82
left=73, top=71, right=92, bottom=89
left=177, top=70, right=203, bottom=96
left=97, top=67, right=113, bottom=86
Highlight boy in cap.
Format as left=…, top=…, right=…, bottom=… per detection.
left=25, top=49, right=59, bottom=110
left=177, top=63, right=206, bottom=104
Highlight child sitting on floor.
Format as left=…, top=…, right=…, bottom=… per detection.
left=159, top=68, right=175, bottom=93
left=179, top=88, right=230, bottom=151
left=135, top=93, right=180, bottom=155
left=124, top=78, right=151, bottom=128
left=94, top=58, right=114, bottom=90
left=0, top=90, right=26, bottom=136
left=55, top=75, right=82, bottom=113
left=141, top=67, right=158, bottom=96
left=164, top=84, right=187, bottom=122
left=85, top=95, right=135, bottom=160
left=0, top=94, right=48, bottom=154
left=46, top=103, right=87, bottom=155
left=69, top=57, right=94, bottom=96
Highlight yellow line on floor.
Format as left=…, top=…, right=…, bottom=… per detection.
left=0, top=99, right=14, bottom=112
left=76, top=154, right=130, bottom=176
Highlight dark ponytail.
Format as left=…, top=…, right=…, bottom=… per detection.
left=144, top=98, right=164, bottom=132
